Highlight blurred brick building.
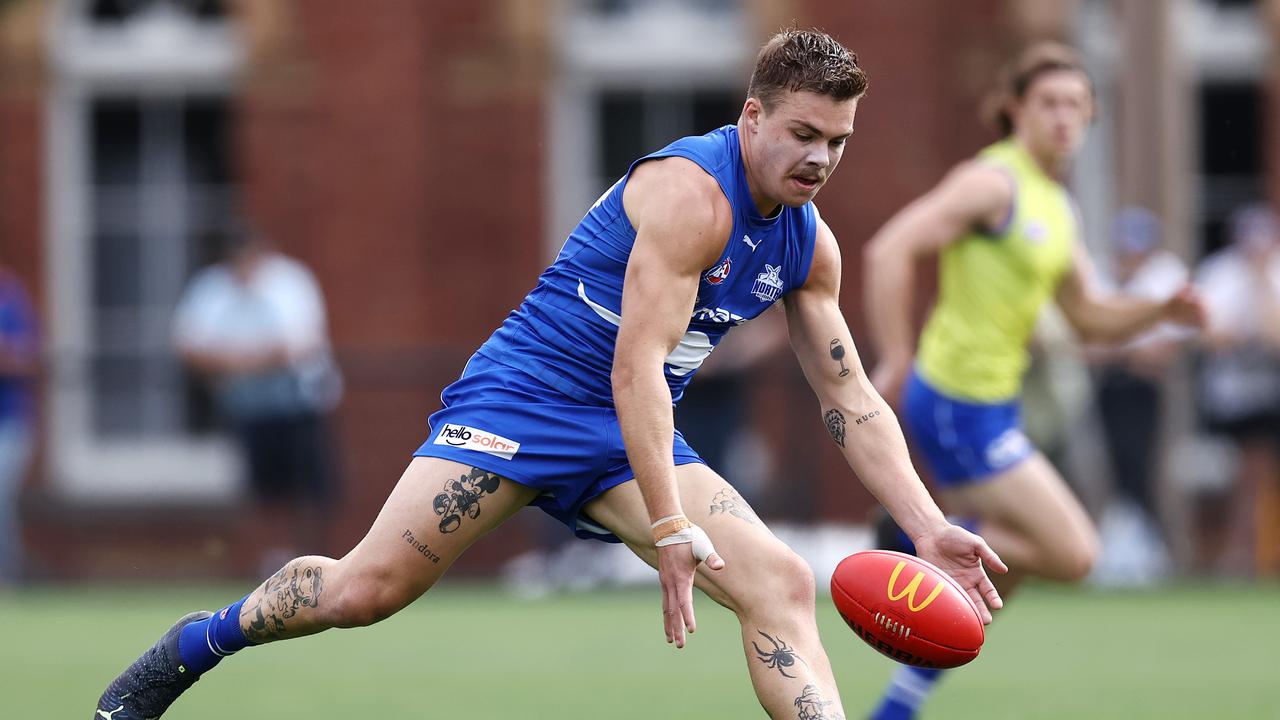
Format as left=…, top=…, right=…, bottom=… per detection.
left=0, top=0, right=1271, bottom=580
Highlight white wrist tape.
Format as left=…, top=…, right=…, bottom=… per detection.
left=655, top=523, right=718, bottom=563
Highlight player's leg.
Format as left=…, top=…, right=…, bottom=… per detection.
left=585, top=463, right=847, bottom=719
left=941, top=452, right=1099, bottom=584
left=95, top=457, right=536, bottom=720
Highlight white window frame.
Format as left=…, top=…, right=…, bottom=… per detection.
left=546, top=0, right=752, bottom=255
left=44, top=0, right=245, bottom=501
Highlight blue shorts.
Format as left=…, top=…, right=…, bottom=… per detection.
left=901, top=370, right=1034, bottom=487
left=414, top=353, right=706, bottom=542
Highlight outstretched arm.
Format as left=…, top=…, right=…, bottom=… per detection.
left=862, top=162, right=1014, bottom=403
left=788, top=213, right=1006, bottom=621
left=614, top=157, right=729, bottom=648
left=1056, top=240, right=1205, bottom=343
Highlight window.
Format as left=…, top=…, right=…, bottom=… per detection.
left=88, top=0, right=226, bottom=24
left=47, top=0, right=244, bottom=500
left=89, top=95, right=234, bottom=438
left=1196, top=82, right=1263, bottom=255
left=579, top=0, right=737, bottom=18
left=548, top=0, right=750, bottom=251
left=596, top=89, right=742, bottom=185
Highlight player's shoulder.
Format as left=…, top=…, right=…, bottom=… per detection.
left=943, top=159, right=1016, bottom=201
left=629, top=155, right=723, bottom=199
left=926, top=159, right=1016, bottom=231
left=626, top=156, right=732, bottom=231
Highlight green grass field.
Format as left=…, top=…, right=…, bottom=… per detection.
left=6, top=581, right=1277, bottom=719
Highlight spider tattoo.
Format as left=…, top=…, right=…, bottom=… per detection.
left=753, top=630, right=803, bottom=678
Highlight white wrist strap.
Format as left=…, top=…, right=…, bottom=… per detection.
left=655, top=523, right=718, bottom=562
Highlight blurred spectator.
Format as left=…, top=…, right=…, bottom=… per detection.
left=1196, top=205, right=1280, bottom=577
left=1087, top=208, right=1189, bottom=584
left=0, top=264, right=36, bottom=585
left=173, top=230, right=342, bottom=572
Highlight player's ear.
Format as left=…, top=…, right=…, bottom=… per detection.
left=743, top=97, right=763, bottom=133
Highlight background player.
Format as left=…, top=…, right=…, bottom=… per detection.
left=861, top=43, right=1205, bottom=720
left=96, top=29, right=1005, bottom=720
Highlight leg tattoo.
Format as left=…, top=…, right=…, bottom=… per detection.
left=433, top=466, right=502, bottom=534
left=795, top=684, right=844, bottom=720
left=710, top=488, right=762, bottom=526
left=752, top=630, right=805, bottom=679
left=243, top=561, right=325, bottom=643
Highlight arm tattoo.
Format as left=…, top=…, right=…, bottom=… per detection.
left=753, top=630, right=805, bottom=678
left=709, top=487, right=762, bottom=526
left=828, top=339, right=850, bottom=377
left=855, top=410, right=882, bottom=426
left=823, top=409, right=846, bottom=448
left=433, top=466, right=502, bottom=533
left=243, top=560, right=325, bottom=643
left=795, top=684, right=845, bottom=720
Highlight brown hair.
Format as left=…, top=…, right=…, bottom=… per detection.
left=984, top=42, right=1092, bottom=136
left=747, top=28, right=868, bottom=109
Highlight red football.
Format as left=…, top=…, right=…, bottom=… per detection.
left=830, top=550, right=984, bottom=669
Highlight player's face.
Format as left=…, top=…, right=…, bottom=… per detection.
left=744, top=90, right=858, bottom=210
left=1011, top=70, right=1093, bottom=163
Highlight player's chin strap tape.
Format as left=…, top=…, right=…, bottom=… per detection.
left=651, top=514, right=718, bottom=563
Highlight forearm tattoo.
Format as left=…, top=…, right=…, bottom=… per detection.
left=828, top=339, right=850, bottom=377
left=823, top=408, right=846, bottom=448
left=709, top=487, right=762, bottom=526
left=753, top=630, right=806, bottom=678
left=795, top=684, right=844, bottom=720
left=243, top=561, right=325, bottom=643
left=434, top=466, right=502, bottom=533
left=855, top=410, right=881, bottom=426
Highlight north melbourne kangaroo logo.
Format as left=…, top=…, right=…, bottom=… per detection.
left=751, top=264, right=784, bottom=303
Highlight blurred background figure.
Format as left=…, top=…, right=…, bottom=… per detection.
left=1087, top=208, right=1189, bottom=584
left=1195, top=204, right=1280, bottom=578
left=172, top=229, right=343, bottom=574
left=0, top=263, right=36, bottom=586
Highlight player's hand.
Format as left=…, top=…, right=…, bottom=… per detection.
left=911, top=522, right=1007, bottom=625
left=1162, top=284, right=1207, bottom=329
left=653, top=519, right=723, bottom=648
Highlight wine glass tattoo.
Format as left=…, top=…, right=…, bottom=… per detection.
left=829, top=339, right=849, bottom=377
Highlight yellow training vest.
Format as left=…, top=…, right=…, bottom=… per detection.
left=916, top=139, right=1076, bottom=402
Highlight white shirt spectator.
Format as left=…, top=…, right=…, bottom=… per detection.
left=1196, top=245, right=1280, bottom=423
left=1197, top=248, right=1280, bottom=342
left=173, top=250, right=341, bottom=418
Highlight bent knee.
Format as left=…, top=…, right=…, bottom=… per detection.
left=325, top=567, right=427, bottom=628
left=729, top=548, right=816, bottom=615
left=1042, top=536, right=1100, bottom=583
